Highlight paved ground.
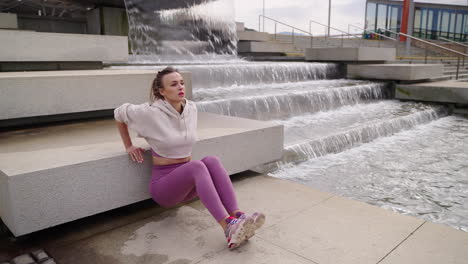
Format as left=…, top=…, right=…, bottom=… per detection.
left=1, top=172, right=468, bottom=264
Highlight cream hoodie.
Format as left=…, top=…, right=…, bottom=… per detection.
left=114, top=99, right=198, bottom=158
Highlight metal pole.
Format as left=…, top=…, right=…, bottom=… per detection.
left=457, top=56, right=461, bottom=80
left=328, top=0, right=331, bottom=37
left=274, top=22, right=277, bottom=40
left=292, top=29, right=295, bottom=44
left=263, top=0, right=265, bottom=32
left=425, top=45, right=428, bottom=64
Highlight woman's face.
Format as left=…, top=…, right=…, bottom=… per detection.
left=160, top=72, right=185, bottom=103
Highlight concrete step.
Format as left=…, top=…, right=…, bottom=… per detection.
left=306, top=47, right=396, bottom=62
left=0, top=113, right=283, bottom=236
left=237, top=41, right=295, bottom=54
left=0, top=70, right=192, bottom=128
left=348, top=64, right=444, bottom=81
left=396, top=80, right=468, bottom=104
left=237, top=31, right=270, bottom=42
left=0, top=29, right=128, bottom=63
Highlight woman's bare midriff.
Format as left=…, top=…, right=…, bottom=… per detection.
left=152, top=155, right=191, bottom=166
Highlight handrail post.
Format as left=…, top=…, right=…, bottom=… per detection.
left=456, top=57, right=460, bottom=80
left=341, top=33, right=344, bottom=47
left=274, top=22, right=277, bottom=40
left=258, top=15, right=261, bottom=32
left=464, top=47, right=466, bottom=67
left=310, top=34, right=313, bottom=48
left=425, top=45, right=428, bottom=64
left=292, top=29, right=294, bottom=44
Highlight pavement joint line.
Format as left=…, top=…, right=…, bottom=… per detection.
left=255, top=235, right=319, bottom=264
left=375, top=221, right=427, bottom=264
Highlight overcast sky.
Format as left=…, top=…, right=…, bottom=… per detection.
left=234, top=0, right=468, bottom=35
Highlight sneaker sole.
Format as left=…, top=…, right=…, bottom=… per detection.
left=246, top=213, right=266, bottom=240
left=228, top=216, right=254, bottom=250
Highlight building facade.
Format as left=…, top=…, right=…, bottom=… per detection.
left=366, top=0, right=468, bottom=41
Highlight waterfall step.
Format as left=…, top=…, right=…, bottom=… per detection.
left=258, top=101, right=447, bottom=171
left=0, top=112, right=283, bottom=236
left=396, top=80, right=468, bottom=104
left=195, top=80, right=390, bottom=120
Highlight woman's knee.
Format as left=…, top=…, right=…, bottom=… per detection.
left=201, top=155, right=222, bottom=166
left=189, top=160, right=210, bottom=178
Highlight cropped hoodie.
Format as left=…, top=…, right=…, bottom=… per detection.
left=114, top=99, right=198, bottom=158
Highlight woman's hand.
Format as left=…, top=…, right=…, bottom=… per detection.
left=126, top=146, right=145, bottom=163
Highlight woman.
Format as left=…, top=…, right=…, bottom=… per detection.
left=114, top=66, right=265, bottom=249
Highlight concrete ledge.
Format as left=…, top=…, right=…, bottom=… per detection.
left=236, top=22, right=245, bottom=32
left=238, top=41, right=293, bottom=54
left=347, top=64, right=444, bottom=81
left=237, top=31, right=269, bottom=42
left=306, top=47, right=396, bottom=62
left=396, top=80, right=468, bottom=104
left=0, top=13, right=18, bottom=29
left=0, top=30, right=128, bottom=62
left=0, top=113, right=283, bottom=236
left=0, top=70, right=192, bottom=122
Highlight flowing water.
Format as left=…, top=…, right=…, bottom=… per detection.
left=123, top=0, right=237, bottom=62
left=110, top=61, right=468, bottom=231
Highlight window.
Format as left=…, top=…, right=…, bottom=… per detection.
left=414, top=8, right=421, bottom=37
left=441, top=11, right=450, bottom=38
left=377, top=4, right=388, bottom=30
left=366, top=2, right=377, bottom=31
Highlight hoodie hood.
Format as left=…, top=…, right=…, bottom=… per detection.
left=152, top=98, right=187, bottom=119
left=152, top=99, right=195, bottom=140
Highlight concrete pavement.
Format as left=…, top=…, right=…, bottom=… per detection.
left=1, top=172, right=467, bottom=264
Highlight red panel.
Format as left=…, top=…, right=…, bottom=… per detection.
left=400, top=0, right=410, bottom=41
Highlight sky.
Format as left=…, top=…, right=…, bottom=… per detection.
left=234, top=0, right=468, bottom=35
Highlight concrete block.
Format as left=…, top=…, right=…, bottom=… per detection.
left=0, top=12, right=18, bottom=29
left=10, top=254, right=35, bottom=264
left=236, top=22, right=245, bottom=31
left=396, top=80, right=468, bottom=104
left=237, top=31, right=269, bottom=42
left=30, top=250, right=49, bottom=263
left=347, top=64, right=443, bottom=81
left=0, top=70, right=192, bottom=122
left=238, top=41, right=293, bottom=53
left=0, top=113, right=283, bottom=236
left=306, top=47, right=396, bottom=62
left=0, top=30, right=128, bottom=62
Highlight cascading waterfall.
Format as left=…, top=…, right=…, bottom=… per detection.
left=123, top=0, right=237, bottom=62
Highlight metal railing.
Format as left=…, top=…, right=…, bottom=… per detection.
left=258, top=15, right=313, bottom=48
left=309, top=19, right=359, bottom=47
left=384, top=29, right=468, bottom=80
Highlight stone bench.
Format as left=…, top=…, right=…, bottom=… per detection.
left=0, top=113, right=283, bottom=236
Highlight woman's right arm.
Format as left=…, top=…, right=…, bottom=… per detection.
left=116, top=120, right=144, bottom=163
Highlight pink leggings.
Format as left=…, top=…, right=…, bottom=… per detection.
left=150, top=156, right=239, bottom=222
